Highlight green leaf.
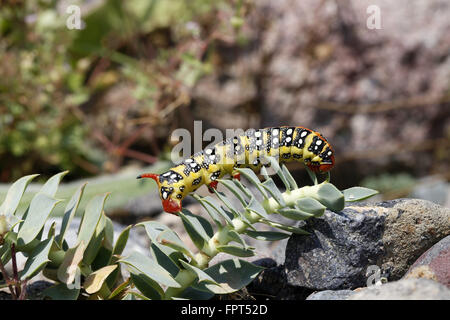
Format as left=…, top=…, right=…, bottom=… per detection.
left=150, top=243, right=180, bottom=278
left=119, top=251, right=181, bottom=288
left=296, top=197, right=326, bottom=217
left=261, top=179, right=285, bottom=206
left=315, top=183, right=345, bottom=212
left=305, top=167, right=318, bottom=185
left=129, top=272, right=162, bottom=300
left=265, top=156, right=291, bottom=191
left=0, top=174, right=39, bottom=216
left=281, top=164, right=298, bottom=190
left=194, top=195, right=225, bottom=227
left=226, top=229, right=248, bottom=249
left=343, top=187, right=379, bottom=202
left=17, top=193, right=61, bottom=246
left=43, top=283, right=80, bottom=300
left=216, top=244, right=255, bottom=257
left=246, top=196, right=269, bottom=219
left=20, top=237, right=54, bottom=280
left=262, top=220, right=310, bottom=235
left=218, top=179, right=248, bottom=206
left=212, top=190, right=240, bottom=218
left=157, top=229, right=194, bottom=259
left=57, top=183, right=86, bottom=246
left=231, top=179, right=253, bottom=199
left=244, top=230, right=290, bottom=241
left=40, top=171, right=69, bottom=197
left=277, top=208, right=314, bottom=220
left=236, top=168, right=268, bottom=199
left=112, top=225, right=132, bottom=258
left=76, top=193, right=109, bottom=246
left=179, top=260, right=219, bottom=285
left=104, top=216, right=115, bottom=251
left=57, top=241, right=86, bottom=284
left=192, top=258, right=264, bottom=294
left=83, top=212, right=106, bottom=265
left=84, top=265, right=118, bottom=294
left=178, top=209, right=213, bottom=252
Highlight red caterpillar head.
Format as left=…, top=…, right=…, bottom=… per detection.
left=136, top=173, right=182, bottom=214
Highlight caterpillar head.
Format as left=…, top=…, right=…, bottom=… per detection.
left=136, top=173, right=182, bottom=214
left=306, top=146, right=335, bottom=173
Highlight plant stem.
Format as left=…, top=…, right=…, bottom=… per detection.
left=164, top=182, right=324, bottom=299
left=0, top=251, right=16, bottom=299
left=11, top=243, right=20, bottom=298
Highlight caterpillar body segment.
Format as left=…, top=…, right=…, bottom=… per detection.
left=137, top=126, right=335, bottom=214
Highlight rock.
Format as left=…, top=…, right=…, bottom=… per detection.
left=348, top=278, right=450, bottom=300
left=403, top=235, right=450, bottom=287
left=306, top=290, right=355, bottom=300
left=284, top=199, right=450, bottom=290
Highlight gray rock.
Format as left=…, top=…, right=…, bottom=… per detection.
left=306, top=290, right=355, bottom=300
left=284, top=199, right=450, bottom=290
left=403, top=235, right=450, bottom=287
left=349, top=278, right=450, bottom=300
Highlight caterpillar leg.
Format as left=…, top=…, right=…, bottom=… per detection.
left=232, top=171, right=241, bottom=181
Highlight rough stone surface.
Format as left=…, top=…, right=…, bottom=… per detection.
left=349, top=278, right=450, bottom=300
left=403, top=235, right=450, bottom=287
left=284, top=199, right=450, bottom=290
left=306, top=290, right=355, bottom=300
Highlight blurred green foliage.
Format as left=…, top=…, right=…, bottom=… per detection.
left=0, top=0, right=250, bottom=182
left=360, top=172, right=416, bottom=198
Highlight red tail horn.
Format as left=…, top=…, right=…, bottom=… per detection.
left=137, top=173, right=160, bottom=184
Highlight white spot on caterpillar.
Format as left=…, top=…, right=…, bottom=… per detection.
left=185, top=158, right=193, bottom=163
left=272, top=129, right=279, bottom=136
left=170, top=174, right=177, bottom=179
left=255, top=131, right=261, bottom=137
left=298, top=139, right=303, bottom=145
left=287, top=128, right=293, bottom=135
left=209, top=155, right=215, bottom=160
left=273, top=138, right=279, bottom=144
left=190, top=162, right=197, bottom=168
left=256, top=140, right=262, bottom=146
left=162, top=192, right=168, bottom=199
left=286, top=137, right=292, bottom=142
left=328, top=151, right=332, bottom=156
left=301, top=131, right=308, bottom=137
left=205, top=149, right=212, bottom=154
left=316, top=140, right=323, bottom=145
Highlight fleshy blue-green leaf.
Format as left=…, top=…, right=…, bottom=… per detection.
left=296, top=197, right=326, bottom=217
left=218, top=179, right=248, bottom=207
left=261, top=179, right=285, bottom=206
left=0, top=174, right=39, bottom=216
left=192, top=258, right=264, bottom=294
left=315, top=183, right=345, bottom=212
left=20, top=237, right=54, bottom=280
left=17, top=193, right=61, bottom=246
left=43, top=283, right=80, bottom=300
left=179, top=260, right=219, bottom=285
left=57, top=183, right=86, bottom=245
left=244, top=230, right=290, bottom=241
left=277, top=208, right=314, bottom=220
left=262, top=220, right=310, bottom=235
left=40, top=171, right=69, bottom=197
left=157, top=229, right=194, bottom=259
left=178, top=209, right=213, bottom=251
left=119, top=251, right=181, bottom=288
left=343, top=187, right=379, bottom=202
left=76, top=193, right=109, bottom=246
left=129, top=271, right=162, bottom=300
left=281, top=164, right=298, bottom=190
left=150, top=243, right=180, bottom=278
left=216, top=244, right=255, bottom=257
left=112, top=225, right=132, bottom=258
left=236, top=168, right=268, bottom=200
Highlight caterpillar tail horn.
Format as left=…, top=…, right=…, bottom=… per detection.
left=137, top=173, right=182, bottom=214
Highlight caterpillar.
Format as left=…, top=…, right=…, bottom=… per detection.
left=137, top=126, right=335, bottom=214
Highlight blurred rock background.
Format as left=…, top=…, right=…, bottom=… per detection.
left=0, top=0, right=449, bottom=213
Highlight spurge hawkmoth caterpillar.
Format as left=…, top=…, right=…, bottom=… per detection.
left=138, top=126, right=335, bottom=214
